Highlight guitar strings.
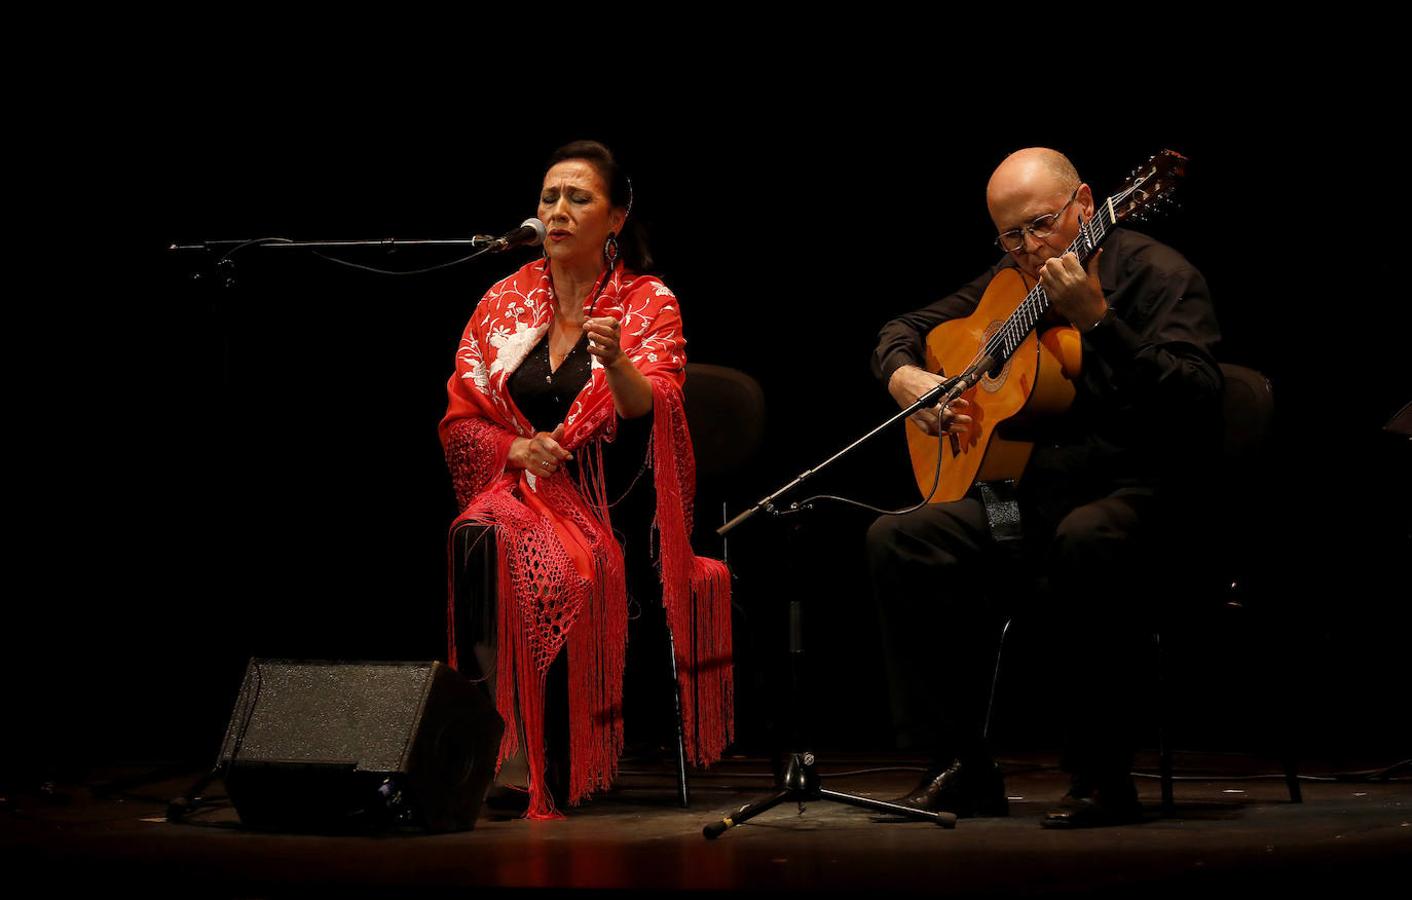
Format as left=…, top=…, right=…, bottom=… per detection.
left=979, top=201, right=1117, bottom=369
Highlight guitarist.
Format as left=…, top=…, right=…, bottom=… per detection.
left=867, top=148, right=1222, bottom=828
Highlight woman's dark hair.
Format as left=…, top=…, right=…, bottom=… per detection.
left=545, top=140, right=654, bottom=272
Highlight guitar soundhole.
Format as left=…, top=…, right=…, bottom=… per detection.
left=980, top=359, right=1012, bottom=392
left=979, top=321, right=1014, bottom=392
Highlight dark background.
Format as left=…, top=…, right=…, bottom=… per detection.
left=9, top=53, right=1408, bottom=781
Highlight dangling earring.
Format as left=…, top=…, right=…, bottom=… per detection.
left=603, top=231, right=620, bottom=269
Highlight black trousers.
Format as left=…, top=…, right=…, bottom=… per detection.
left=866, top=476, right=1165, bottom=786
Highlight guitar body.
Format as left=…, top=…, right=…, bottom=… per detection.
left=905, top=267, right=1084, bottom=503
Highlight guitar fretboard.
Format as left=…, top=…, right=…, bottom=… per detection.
left=978, top=197, right=1119, bottom=371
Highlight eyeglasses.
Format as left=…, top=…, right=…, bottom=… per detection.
left=995, top=189, right=1079, bottom=253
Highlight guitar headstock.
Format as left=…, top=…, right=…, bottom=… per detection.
left=1107, top=149, right=1188, bottom=225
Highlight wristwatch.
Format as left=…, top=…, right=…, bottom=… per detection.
left=1084, top=306, right=1117, bottom=333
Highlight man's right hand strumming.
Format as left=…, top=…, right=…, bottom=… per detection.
left=887, top=364, right=973, bottom=437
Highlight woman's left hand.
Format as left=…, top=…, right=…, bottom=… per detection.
left=584, top=316, right=627, bottom=370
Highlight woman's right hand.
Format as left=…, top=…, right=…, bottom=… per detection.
left=509, top=424, right=574, bottom=477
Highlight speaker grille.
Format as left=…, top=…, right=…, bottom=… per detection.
left=219, top=661, right=432, bottom=772
left=216, top=659, right=503, bottom=832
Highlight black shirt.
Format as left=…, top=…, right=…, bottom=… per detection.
left=508, top=331, right=593, bottom=433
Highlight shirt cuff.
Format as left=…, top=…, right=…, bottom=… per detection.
left=878, top=350, right=922, bottom=385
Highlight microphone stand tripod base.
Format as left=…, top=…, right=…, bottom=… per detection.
left=702, top=752, right=957, bottom=838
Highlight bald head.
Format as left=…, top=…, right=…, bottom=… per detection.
left=986, top=148, right=1081, bottom=219
left=985, top=148, right=1093, bottom=277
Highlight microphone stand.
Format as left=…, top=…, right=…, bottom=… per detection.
left=702, top=358, right=993, bottom=838
left=168, top=235, right=500, bottom=253
left=169, top=229, right=530, bottom=386
left=168, top=224, right=542, bottom=288
left=718, top=356, right=992, bottom=535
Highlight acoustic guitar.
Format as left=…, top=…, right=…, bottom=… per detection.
left=905, top=150, right=1187, bottom=503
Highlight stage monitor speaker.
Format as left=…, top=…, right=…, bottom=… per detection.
left=217, top=659, right=503, bottom=833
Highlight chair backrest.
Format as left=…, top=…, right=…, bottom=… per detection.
left=682, top=363, right=766, bottom=482
left=1219, top=363, right=1274, bottom=466
left=1206, top=363, right=1276, bottom=602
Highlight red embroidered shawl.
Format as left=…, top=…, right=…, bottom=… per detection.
left=439, top=258, right=732, bottom=819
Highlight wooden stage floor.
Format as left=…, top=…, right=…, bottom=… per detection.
left=3, top=752, right=1408, bottom=897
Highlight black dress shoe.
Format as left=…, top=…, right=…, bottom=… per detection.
left=1040, top=780, right=1142, bottom=829
left=891, top=759, right=1009, bottom=817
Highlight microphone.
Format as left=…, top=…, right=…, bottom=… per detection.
left=487, top=218, right=546, bottom=253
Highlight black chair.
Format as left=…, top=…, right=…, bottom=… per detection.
left=682, top=363, right=768, bottom=484
left=682, top=362, right=768, bottom=551
left=675, top=363, right=766, bottom=796
left=449, top=362, right=766, bottom=808
left=980, top=363, right=1301, bottom=814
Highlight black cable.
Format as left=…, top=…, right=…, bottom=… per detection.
left=308, top=244, right=497, bottom=276
left=210, top=234, right=502, bottom=276
left=796, top=415, right=951, bottom=517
